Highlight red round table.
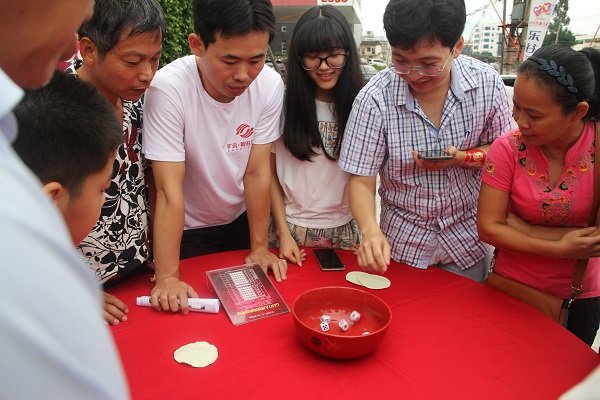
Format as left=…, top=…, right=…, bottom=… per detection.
left=109, top=249, right=599, bottom=399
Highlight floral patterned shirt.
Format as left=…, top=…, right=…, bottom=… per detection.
left=482, top=122, right=600, bottom=298
left=78, top=100, right=150, bottom=283
left=68, top=64, right=150, bottom=284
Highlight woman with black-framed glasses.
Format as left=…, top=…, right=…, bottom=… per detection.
left=269, top=5, right=364, bottom=265
left=299, top=52, right=349, bottom=71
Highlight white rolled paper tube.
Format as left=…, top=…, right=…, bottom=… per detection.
left=136, top=296, right=220, bottom=313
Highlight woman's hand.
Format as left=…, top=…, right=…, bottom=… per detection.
left=556, top=227, right=600, bottom=259
left=278, top=233, right=306, bottom=267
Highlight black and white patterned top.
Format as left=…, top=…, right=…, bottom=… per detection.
left=67, top=63, right=151, bottom=284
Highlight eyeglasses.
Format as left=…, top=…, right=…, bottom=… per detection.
left=300, top=52, right=349, bottom=71
left=391, top=48, right=455, bottom=77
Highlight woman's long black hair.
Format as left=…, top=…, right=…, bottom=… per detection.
left=283, top=5, right=364, bottom=161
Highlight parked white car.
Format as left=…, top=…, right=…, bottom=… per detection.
left=368, top=58, right=388, bottom=68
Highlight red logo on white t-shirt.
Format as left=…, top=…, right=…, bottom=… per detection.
left=236, top=123, right=254, bottom=138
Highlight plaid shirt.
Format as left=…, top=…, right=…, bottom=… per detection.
left=339, top=55, right=512, bottom=269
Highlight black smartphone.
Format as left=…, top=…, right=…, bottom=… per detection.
left=313, top=249, right=345, bottom=271
left=418, top=150, right=454, bottom=161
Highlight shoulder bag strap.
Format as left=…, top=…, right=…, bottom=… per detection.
left=569, top=120, right=600, bottom=303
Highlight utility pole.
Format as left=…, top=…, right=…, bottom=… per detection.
left=592, top=24, right=599, bottom=45
left=500, top=0, right=507, bottom=74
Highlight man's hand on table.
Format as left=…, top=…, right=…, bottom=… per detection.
left=245, top=247, right=288, bottom=282
left=104, top=291, right=129, bottom=325
left=357, top=230, right=391, bottom=274
left=151, top=276, right=199, bottom=314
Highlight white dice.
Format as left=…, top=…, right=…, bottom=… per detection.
left=320, top=314, right=332, bottom=324
left=349, top=310, right=361, bottom=323
left=338, top=319, right=350, bottom=332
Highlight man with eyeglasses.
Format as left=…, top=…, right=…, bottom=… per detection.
left=339, top=0, right=512, bottom=281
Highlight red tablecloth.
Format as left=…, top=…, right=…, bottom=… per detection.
left=109, top=249, right=599, bottom=399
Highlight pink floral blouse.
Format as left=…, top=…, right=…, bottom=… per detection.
left=482, top=121, right=600, bottom=298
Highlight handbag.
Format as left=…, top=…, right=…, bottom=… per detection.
left=484, top=121, right=600, bottom=325
left=484, top=262, right=585, bottom=325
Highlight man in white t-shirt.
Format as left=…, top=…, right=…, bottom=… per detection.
left=143, top=0, right=287, bottom=313
left=0, top=0, right=129, bottom=398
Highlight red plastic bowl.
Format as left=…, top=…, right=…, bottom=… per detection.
left=292, top=286, right=392, bottom=359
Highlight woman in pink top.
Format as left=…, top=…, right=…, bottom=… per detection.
left=478, top=44, right=600, bottom=346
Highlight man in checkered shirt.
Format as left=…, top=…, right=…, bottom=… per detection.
left=339, top=0, right=512, bottom=281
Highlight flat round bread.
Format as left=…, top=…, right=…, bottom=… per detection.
left=174, top=341, right=218, bottom=368
left=358, top=273, right=391, bottom=290
left=346, top=271, right=391, bottom=290
left=345, top=271, right=365, bottom=286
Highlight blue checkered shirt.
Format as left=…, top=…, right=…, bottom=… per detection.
left=339, top=56, right=512, bottom=269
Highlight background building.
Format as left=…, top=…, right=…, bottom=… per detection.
left=359, top=30, right=390, bottom=64
left=573, top=33, right=600, bottom=51
left=467, top=21, right=503, bottom=57
left=270, top=0, right=362, bottom=60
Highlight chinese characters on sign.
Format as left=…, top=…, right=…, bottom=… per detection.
left=317, top=0, right=352, bottom=5
left=206, top=263, right=290, bottom=325
left=524, top=0, right=557, bottom=59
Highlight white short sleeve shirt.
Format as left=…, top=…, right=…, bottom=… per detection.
left=143, top=55, right=284, bottom=228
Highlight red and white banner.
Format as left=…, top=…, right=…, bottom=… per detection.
left=317, top=0, right=353, bottom=5
left=524, top=0, right=558, bottom=59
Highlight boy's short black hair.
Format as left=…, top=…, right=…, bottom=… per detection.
left=13, top=71, right=122, bottom=196
left=192, top=0, right=275, bottom=47
left=78, top=0, right=166, bottom=57
left=384, top=0, right=466, bottom=50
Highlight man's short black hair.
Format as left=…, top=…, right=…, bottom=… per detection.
left=384, top=0, right=466, bottom=50
left=13, top=71, right=122, bottom=196
left=192, top=0, right=275, bottom=47
left=78, top=0, right=166, bottom=57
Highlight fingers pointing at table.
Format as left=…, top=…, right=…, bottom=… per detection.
left=278, top=235, right=306, bottom=267
left=245, top=247, right=288, bottom=282
left=357, top=232, right=391, bottom=274
left=103, top=291, right=129, bottom=325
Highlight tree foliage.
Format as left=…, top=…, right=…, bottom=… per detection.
left=471, top=51, right=497, bottom=64
left=543, top=0, right=576, bottom=46
left=157, top=0, right=193, bottom=67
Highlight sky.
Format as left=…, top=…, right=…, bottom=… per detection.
left=361, top=0, right=600, bottom=38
